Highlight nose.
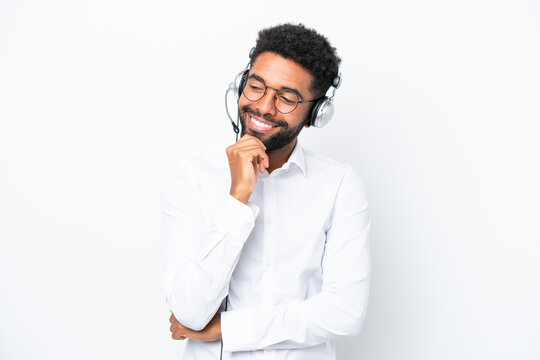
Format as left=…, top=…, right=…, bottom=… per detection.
left=256, top=88, right=278, bottom=116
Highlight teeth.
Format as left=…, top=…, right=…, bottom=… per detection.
left=251, top=116, right=274, bottom=128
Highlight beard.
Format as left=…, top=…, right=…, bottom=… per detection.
left=239, top=105, right=306, bottom=152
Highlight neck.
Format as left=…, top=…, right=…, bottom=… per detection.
left=266, top=138, right=297, bottom=174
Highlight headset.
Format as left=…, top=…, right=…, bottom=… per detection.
left=225, top=48, right=342, bottom=141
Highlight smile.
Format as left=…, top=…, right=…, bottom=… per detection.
left=248, top=113, right=279, bottom=132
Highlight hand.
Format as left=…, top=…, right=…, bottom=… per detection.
left=226, top=134, right=269, bottom=204
left=169, top=312, right=222, bottom=342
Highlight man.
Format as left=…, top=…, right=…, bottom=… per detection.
left=162, top=23, right=371, bottom=359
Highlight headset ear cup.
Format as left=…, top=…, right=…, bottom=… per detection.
left=309, top=96, right=328, bottom=127
left=238, top=71, right=248, bottom=99
left=310, top=97, right=335, bottom=128
left=308, top=97, right=327, bottom=127
left=232, top=69, right=249, bottom=101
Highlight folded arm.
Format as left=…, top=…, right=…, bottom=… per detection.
left=221, top=165, right=371, bottom=351
left=162, top=160, right=259, bottom=331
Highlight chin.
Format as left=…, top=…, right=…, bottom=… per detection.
left=242, top=127, right=270, bottom=145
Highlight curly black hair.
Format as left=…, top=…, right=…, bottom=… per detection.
left=251, top=23, right=341, bottom=98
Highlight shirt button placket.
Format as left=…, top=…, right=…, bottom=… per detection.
left=262, top=178, right=275, bottom=307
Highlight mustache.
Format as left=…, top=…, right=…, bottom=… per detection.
left=241, top=106, right=288, bottom=127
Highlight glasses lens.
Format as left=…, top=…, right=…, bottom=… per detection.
left=275, top=89, right=299, bottom=114
left=242, top=77, right=300, bottom=114
left=243, top=78, right=265, bottom=101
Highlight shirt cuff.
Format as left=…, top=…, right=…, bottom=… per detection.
left=221, top=302, right=296, bottom=352
left=221, top=306, right=258, bottom=352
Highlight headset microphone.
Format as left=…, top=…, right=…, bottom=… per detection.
left=225, top=83, right=240, bottom=140
left=225, top=48, right=254, bottom=142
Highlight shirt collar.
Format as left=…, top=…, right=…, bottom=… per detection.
left=282, top=138, right=306, bottom=176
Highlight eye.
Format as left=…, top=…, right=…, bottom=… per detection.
left=249, top=84, right=264, bottom=92
left=278, top=94, right=296, bottom=104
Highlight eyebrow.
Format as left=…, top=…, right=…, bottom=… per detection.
left=248, top=73, right=305, bottom=100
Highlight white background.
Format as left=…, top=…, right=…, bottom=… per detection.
left=1, top=0, right=539, bottom=359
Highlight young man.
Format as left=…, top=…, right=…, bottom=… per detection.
left=162, top=23, right=371, bottom=359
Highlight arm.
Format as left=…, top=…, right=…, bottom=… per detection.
left=162, top=159, right=259, bottom=331
left=221, top=165, right=371, bottom=351
left=162, top=135, right=269, bottom=332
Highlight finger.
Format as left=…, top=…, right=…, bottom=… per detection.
left=170, top=319, right=183, bottom=332
left=233, top=141, right=266, bottom=154
left=227, top=143, right=267, bottom=162
left=257, top=151, right=270, bottom=169
left=172, top=327, right=186, bottom=340
left=236, top=134, right=266, bottom=149
left=172, top=333, right=185, bottom=340
left=237, top=133, right=261, bottom=143
left=232, top=145, right=268, bottom=156
left=252, top=156, right=258, bottom=173
left=169, top=313, right=175, bottom=324
left=254, top=150, right=269, bottom=171
left=246, top=149, right=269, bottom=171
left=233, top=142, right=264, bottom=152
left=231, top=146, right=269, bottom=166
left=257, top=154, right=269, bottom=172
left=170, top=317, right=183, bottom=332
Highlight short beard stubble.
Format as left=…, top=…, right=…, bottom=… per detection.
left=239, top=105, right=307, bottom=152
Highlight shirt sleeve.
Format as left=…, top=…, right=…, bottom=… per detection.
left=221, top=165, right=371, bottom=351
left=162, top=159, right=260, bottom=331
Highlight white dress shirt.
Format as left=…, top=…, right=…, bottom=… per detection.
left=162, top=139, right=371, bottom=360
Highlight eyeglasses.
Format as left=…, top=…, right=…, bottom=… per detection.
left=242, top=76, right=320, bottom=114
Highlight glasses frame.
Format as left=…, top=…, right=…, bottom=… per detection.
left=242, top=75, right=321, bottom=114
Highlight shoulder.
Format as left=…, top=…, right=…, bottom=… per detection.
left=303, top=147, right=368, bottom=203
left=303, top=147, right=358, bottom=180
